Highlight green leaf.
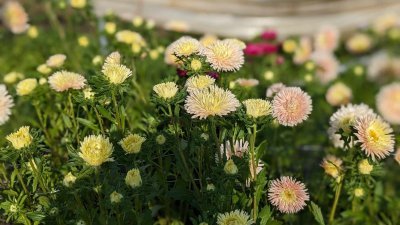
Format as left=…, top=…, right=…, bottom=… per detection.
left=62, top=114, right=72, bottom=128
left=259, top=205, right=273, bottom=225
left=77, top=118, right=99, bottom=131
left=309, top=201, right=325, bottom=225
left=96, top=105, right=115, bottom=122
left=2, top=189, right=18, bottom=197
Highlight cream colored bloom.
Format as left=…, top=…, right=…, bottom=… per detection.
left=149, top=49, right=159, bottom=60
left=92, top=55, right=103, bottom=65
left=190, top=59, right=202, bottom=71
left=170, top=36, right=200, bottom=57
left=6, top=126, right=32, bottom=149
left=294, top=37, right=312, bottom=64
left=372, top=14, right=398, bottom=35
left=224, top=159, right=238, bottom=175
left=243, top=99, right=271, bottom=118
left=48, top=71, right=86, bottom=92
left=376, top=83, right=400, bottom=125
left=46, top=54, right=67, bottom=68
left=27, top=26, right=38, bottom=38
left=200, top=34, right=218, bottom=47
left=164, top=20, right=190, bottom=32
left=395, top=147, right=400, bottom=165
left=358, top=159, right=373, bottom=175
left=70, top=0, right=86, bottom=9
left=63, top=172, right=77, bottom=187
left=314, top=25, right=339, bottom=52
left=346, top=33, right=372, bottom=54
left=79, top=135, right=114, bottom=167
left=125, top=168, right=142, bottom=188
left=145, top=19, right=155, bottom=29
left=119, top=134, right=146, bottom=154
left=2, top=1, right=29, bottom=34
left=115, top=30, right=145, bottom=45
left=16, top=78, right=37, bottom=96
left=234, top=78, right=259, bottom=88
left=37, top=64, right=52, bottom=75
left=185, top=85, right=240, bottom=119
left=312, top=51, right=339, bottom=84
left=132, top=16, right=143, bottom=27
left=0, top=85, right=14, bottom=125
left=354, top=188, right=364, bottom=197
left=104, top=22, right=116, bottom=34
left=153, top=82, right=179, bottom=100
left=217, top=210, right=253, bottom=225
left=156, top=134, right=166, bottom=145
left=283, top=39, right=297, bottom=53
left=83, top=87, right=94, bottom=99
left=201, top=39, right=244, bottom=72
left=3, top=71, right=23, bottom=84
left=78, top=35, right=89, bottom=47
left=185, top=75, right=215, bottom=93
left=320, top=155, right=342, bottom=178
left=110, top=191, right=123, bottom=204
left=39, top=78, right=47, bottom=85
left=102, top=64, right=132, bottom=85
left=325, top=82, right=352, bottom=106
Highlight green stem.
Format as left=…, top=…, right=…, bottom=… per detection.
left=329, top=178, right=343, bottom=224
left=210, top=119, right=221, bottom=162
left=249, top=123, right=258, bottom=220
left=93, top=103, right=105, bottom=135
left=12, top=162, right=30, bottom=198
left=29, top=158, right=49, bottom=194
left=111, top=89, right=122, bottom=131
left=95, top=167, right=106, bottom=224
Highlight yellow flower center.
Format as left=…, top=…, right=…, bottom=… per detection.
left=281, top=189, right=296, bottom=203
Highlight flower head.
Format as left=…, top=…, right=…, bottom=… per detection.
left=326, top=82, right=352, bottom=106
left=185, top=75, right=215, bottom=93
left=312, top=51, right=339, bottom=84
left=268, top=176, right=309, bottom=214
left=48, top=71, right=86, bottom=92
left=104, top=51, right=121, bottom=65
left=272, top=87, right=312, bottom=126
left=329, top=104, right=375, bottom=134
left=243, top=99, right=271, bottom=118
left=185, top=85, right=240, bottom=119
left=104, top=22, right=116, bottom=34
left=372, top=14, right=398, bottom=34
left=119, top=134, right=146, bottom=154
left=201, top=39, right=244, bottom=72
left=6, top=126, right=32, bottom=149
left=358, top=159, right=373, bottom=175
left=110, top=191, right=123, bottom=204
left=355, top=115, right=394, bottom=161
left=266, top=83, right=286, bottom=98
left=217, top=210, right=253, bottom=225
left=354, top=188, right=365, bottom=197
left=63, top=172, right=77, bottom=187
left=27, top=26, right=38, bottom=38
left=234, top=78, right=259, bottom=88
left=0, top=85, right=14, bottom=125
left=170, top=36, right=200, bottom=56
left=376, top=83, right=400, bottom=125
left=46, top=54, right=66, bottom=68
left=2, top=1, right=29, bottom=34
left=200, top=34, right=218, bottom=47
left=320, top=155, right=343, bottom=178
left=294, top=37, right=312, bottom=64
left=70, top=0, right=86, bottom=8
left=125, top=168, right=142, bottom=188
left=220, top=139, right=249, bottom=160
left=16, top=78, right=37, bottom=96
left=101, top=53, right=132, bottom=85
left=37, top=64, right=52, bottom=75
left=164, top=44, right=180, bottom=66
left=164, top=20, right=190, bottom=32
left=224, top=159, right=238, bottom=175
left=3, top=71, right=23, bottom=84
left=115, top=30, right=145, bottom=45
left=79, top=135, right=114, bottom=166
left=346, top=33, right=372, bottom=54
left=314, top=25, right=340, bottom=52
left=153, top=82, right=179, bottom=100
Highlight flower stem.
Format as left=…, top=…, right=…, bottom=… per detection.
left=12, top=162, right=30, bottom=197
left=111, top=89, right=122, bottom=131
left=29, top=158, right=49, bottom=194
left=210, top=119, right=221, bottom=162
left=329, top=178, right=343, bottom=224
left=249, top=123, right=258, bottom=220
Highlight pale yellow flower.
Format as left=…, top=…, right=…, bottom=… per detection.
left=70, top=0, right=86, bottom=9
left=326, top=82, right=352, bottom=106
left=201, top=39, right=244, bottom=72
left=263, top=71, right=274, bottom=80
left=37, top=64, right=52, bottom=75
left=6, top=126, right=32, bottom=149
left=145, top=19, right=155, bottom=29
left=110, top=191, right=123, bottom=204
left=170, top=36, right=200, bottom=57
left=27, top=26, right=38, bottom=38
left=39, top=78, right=47, bottom=85
left=346, top=33, right=372, bottom=54
left=78, top=35, right=89, bottom=47
left=92, top=55, right=103, bottom=65
left=190, top=59, right=202, bottom=71
left=16, top=78, right=37, bottom=96
left=119, top=134, right=146, bottom=154
left=164, top=20, right=190, bottom=32
left=217, top=210, right=253, bottom=225
left=283, top=39, right=297, bottom=53
left=63, top=172, right=77, bottom=187
left=358, top=159, right=373, bottom=175
left=372, top=14, right=398, bottom=35
left=79, top=135, right=114, bottom=167
left=104, top=22, right=116, bottom=34
left=48, top=71, right=86, bottom=92
left=200, top=34, right=218, bottom=47
left=294, top=37, right=312, bottom=64
left=185, top=75, right=215, bottom=93
left=102, top=63, right=132, bottom=85
left=156, top=134, right=166, bottom=145
left=3, top=71, right=23, bottom=84
left=243, top=99, right=271, bottom=119
left=320, top=155, right=342, bottom=178
left=115, top=30, right=145, bottom=45
left=132, top=16, right=143, bottom=27
left=125, top=168, right=142, bottom=188
left=354, top=188, right=364, bottom=197
left=149, top=49, right=159, bottom=60
left=224, top=159, right=238, bottom=175
left=153, top=82, right=179, bottom=100
left=46, top=54, right=67, bottom=68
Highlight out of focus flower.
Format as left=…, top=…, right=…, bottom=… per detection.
left=63, top=172, right=77, bottom=187
left=3, top=71, right=23, bottom=84
left=170, top=36, right=200, bottom=56
left=132, top=16, right=143, bottom=27
left=346, top=33, right=372, bottom=54
left=153, top=82, right=179, bottom=100
left=294, top=37, right=312, bottom=64
left=244, top=43, right=277, bottom=56
left=149, top=49, right=159, bottom=60
left=354, top=188, right=364, bottom=197
left=224, top=159, right=238, bottom=175
left=78, top=35, right=89, bottom=47
left=37, top=64, right=52, bottom=75
left=110, top=191, right=123, bottom=204
left=216, top=210, right=253, bottom=225
left=272, top=87, right=312, bottom=126
left=200, top=34, right=218, bottom=47
left=70, top=0, right=86, bottom=9
left=27, top=26, right=38, bottom=38
left=234, top=78, right=259, bottom=88
left=376, top=83, right=400, bottom=125
left=125, top=168, right=142, bottom=188
left=372, top=14, right=398, bottom=35
left=268, top=176, right=309, bottom=214
left=263, top=71, right=274, bottom=81
left=201, top=39, right=244, bottom=72
left=145, top=19, right=155, bottom=29
left=156, top=134, right=166, bottom=145
left=282, top=39, right=297, bottom=53
left=46, top=54, right=67, bottom=68
left=119, top=134, right=146, bottom=154
left=6, top=126, right=32, bottom=149
left=395, top=147, right=400, bottom=165
left=115, top=30, right=145, bottom=46
left=358, top=159, right=373, bottom=175
left=79, top=135, right=114, bottom=166
left=92, top=55, right=102, bottom=65
left=2, top=1, right=29, bottom=34
left=185, top=75, right=215, bottom=93
left=325, top=82, right=352, bottom=106
left=320, top=155, right=342, bottom=178
left=220, top=139, right=249, bottom=159
left=48, top=71, right=86, bottom=92
left=243, top=99, right=271, bottom=118
left=104, top=22, right=116, bottom=34
left=16, top=78, right=37, bottom=96
left=39, top=78, right=47, bottom=85
left=0, top=85, right=13, bottom=125
left=314, top=25, right=339, bottom=52
left=355, top=115, right=394, bottom=161
left=185, top=85, right=240, bottom=119
left=164, top=20, right=189, bottom=32
left=266, top=83, right=286, bottom=97
left=261, top=30, right=277, bottom=40
left=206, top=183, right=215, bottom=191
left=164, top=44, right=179, bottom=66
left=312, top=52, right=339, bottom=84
left=83, top=87, right=94, bottom=99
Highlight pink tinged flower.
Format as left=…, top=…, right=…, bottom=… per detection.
left=48, top=71, right=87, bottom=92
left=2, top=1, right=29, bottom=34
left=261, top=30, right=277, bottom=40
left=268, top=176, right=309, bottom=214
left=293, top=37, right=312, bottom=64
left=266, top=83, right=286, bottom=98
left=312, top=51, right=339, bottom=84
left=0, top=85, right=14, bottom=125
left=376, top=83, right=400, bottom=125
left=272, top=87, right=312, bottom=126
left=201, top=39, right=244, bottom=72
left=314, top=25, right=340, bottom=52
left=220, top=139, right=249, bottom=160
left=355, top=115, right=395, bottom=161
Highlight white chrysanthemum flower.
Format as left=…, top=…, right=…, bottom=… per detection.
left=184, top=85, right=240, bottom=119
left=48, top=71, right=86, bottom=92
left=185, top=75, right=215, bottom=93
left=217, top=210, right=253, bottom=225
left=0, top=85, right=14, bottom=125
left=170, top=36, right=200, bottom=57
left=201, top=39, right=244, bottom=72
left=46, top=54, right=67, bottom=68
left=79, top=135, right=114, bottom=167
left=2, top=1, right=29, bottom=34
left=153, top=82, right=179, bottom=100
left=102, top=63, right=132, bottom=84
left=329, top=104, right=375, bottom=134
